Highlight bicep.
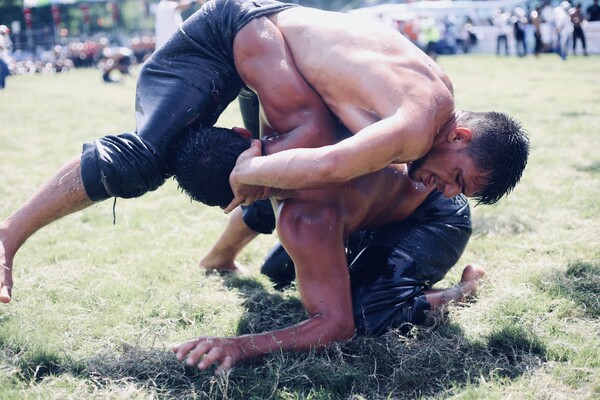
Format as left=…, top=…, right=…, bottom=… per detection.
left=327, top=110, right=435, bottom=178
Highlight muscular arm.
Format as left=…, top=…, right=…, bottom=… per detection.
left=233, top=109, right=435, bottom=190
left=224, top=18, right=345, bottom=211
left=174, top=199, right=355, bottom=370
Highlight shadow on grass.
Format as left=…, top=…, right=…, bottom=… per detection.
left=536, top=260, right=600, bottom=318
left=577, top=161, right=600, bottom=174
left=0, top=274, right=554, bottom=399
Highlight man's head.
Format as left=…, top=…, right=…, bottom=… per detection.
left=408, top=111, right=529, bottom=205
left=173, top=126, right=251, bottom=207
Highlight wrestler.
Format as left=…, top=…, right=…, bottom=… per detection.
left=0, top=0, right=331, bottom=303
left=225, top=2, right=530, bottom=210
left=0, top=0, right=526, bottom=303
left=171, top=126, right=486, bottom=370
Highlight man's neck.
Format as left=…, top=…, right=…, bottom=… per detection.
left=436, top=111, right=459, bottom=142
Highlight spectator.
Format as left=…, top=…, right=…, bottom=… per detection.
left=419, top=16, right=442, bottom=58
left=99, top=46, right=135, bottom=83
left=570, top=3, right=588, bottom=55
left=531, top=5, right=545, bottom=56
left=0, top=25, right=12, bottom=89
left=512, top=7, right=529, bottom=57
left=554, top=1, right=574, bottom=60
left=493, top=9, right=511, bottom=56
left=588, top=0, right=600, bottom=21
left=155, top=0, right=195, bottom=49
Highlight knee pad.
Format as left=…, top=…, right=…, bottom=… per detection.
left=238, top=88, right=260, bottom=139
left=241, top=200, right=276, bottom=234
left=81, top=133, right=171, bottom=201
left=261, top=243, right=295, bottom=290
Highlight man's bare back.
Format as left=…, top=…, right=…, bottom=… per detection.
left=270, top=7, right=455, bottom=135
left=228, top=9, right=461, bottom=207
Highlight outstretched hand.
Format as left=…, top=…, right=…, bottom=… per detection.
left=173, top=336, right=248, bottom=373
left=224, top=140, right=271, bottom=214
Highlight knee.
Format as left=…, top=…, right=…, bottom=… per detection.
left=81, top=133, right=171, bottom=201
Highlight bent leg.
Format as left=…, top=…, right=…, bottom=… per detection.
left=348, top=244, right=431, bottom=335
left=199, top=206, right=255, bottom=274
left=349, top=192, right=472, bottom=335
left=424, top=264, right=487, bottom=310
left=1, top=156, right=93, bottom=303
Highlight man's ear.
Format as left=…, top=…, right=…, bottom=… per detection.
left=447, top=127, right=473, bottom=142
left=232, top=126, right=253, bottom=139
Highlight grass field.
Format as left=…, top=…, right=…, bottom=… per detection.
left=0, top=54, right=599, bottom=399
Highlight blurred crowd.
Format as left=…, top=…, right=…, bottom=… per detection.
left=394, top=14, right=479, bottom=57
left=390, top=0, right=598, bottom=59
left=0, top=29, right=154, bottom=84
left=490, top=0, right=594, bottom=58
left=1, top=0, right=597, bottom=89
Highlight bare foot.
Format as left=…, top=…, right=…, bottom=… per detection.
left=458, top=264, right=487, bottom=299
left=199, top=253, right=249, bottom=275
left=0, top=229, right=15, bottom=303
left=424, top=264, right=487, bottom=310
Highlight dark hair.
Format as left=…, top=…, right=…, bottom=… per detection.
left=460, top=111, right=530, bottom=205
left=172, top=126, right=251, bottom=207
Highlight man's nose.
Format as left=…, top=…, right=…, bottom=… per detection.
left=443, top=184, right=461, bottom=198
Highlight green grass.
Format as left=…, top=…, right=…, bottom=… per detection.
left=1, top=54, right=599, bottom=399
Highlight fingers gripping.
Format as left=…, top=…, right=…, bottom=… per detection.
left=172, top=340, right=200, bottom=361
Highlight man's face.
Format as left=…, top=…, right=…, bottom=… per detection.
left=408, top=145, right=488, bottom=199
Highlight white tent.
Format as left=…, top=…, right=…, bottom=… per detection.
left=348, top=0, right=527, bottom=21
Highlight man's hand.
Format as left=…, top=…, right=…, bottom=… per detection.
left=224, top=141, right=271, bottom=213
left=173, top=336, right=247, bottom=373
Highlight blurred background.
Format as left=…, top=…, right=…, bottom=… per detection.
left=0, top=0, right=598, bottom=82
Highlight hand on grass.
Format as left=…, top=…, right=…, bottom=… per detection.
left=173, top=336, right=247, bottom=373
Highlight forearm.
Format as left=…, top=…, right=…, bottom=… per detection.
left=234, top=145, right=351, bottom=190
left=235, top=115, right=422, bottom=190
left=174, top=311, right=355, bottom=371
left=236, top=313, right=355, bottom=360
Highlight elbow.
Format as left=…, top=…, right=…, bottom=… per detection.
left=308, top=312, right=355, bottom=349
left=324, top=314, right=355, bottom=344
left=338, top=320, right=356, bottom=342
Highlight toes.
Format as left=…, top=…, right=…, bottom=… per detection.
left=0, top=286, right=11, bottom=303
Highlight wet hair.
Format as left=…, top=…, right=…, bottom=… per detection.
left=459, top=111, right=530, bottom=205
left=172, top=126, right=251, bottom=207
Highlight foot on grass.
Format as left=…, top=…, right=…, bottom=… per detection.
left=199, top=254, right=249, bottom=275
left=457, top=264, right=487, bottom=301
left=0, top=230, right=14, bottom=303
